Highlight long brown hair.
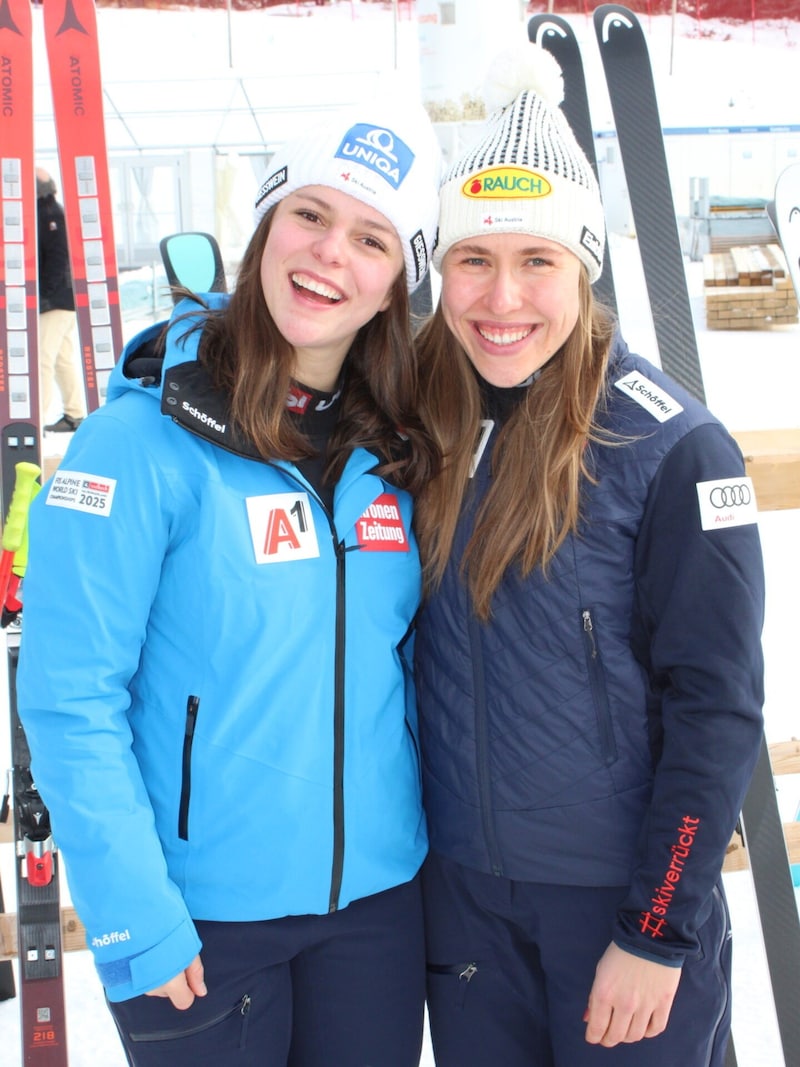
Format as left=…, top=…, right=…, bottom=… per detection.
left=183, top=207, right=438, bottom=495
left=414, top=270, right=616, bottom=619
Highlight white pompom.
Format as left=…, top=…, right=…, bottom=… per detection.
left=483, top=45, right=565, bottom=113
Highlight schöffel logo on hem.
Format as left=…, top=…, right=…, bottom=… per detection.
left=335, top=124, right=414, bottom=189
left=462, top=168, right=552, bottom=200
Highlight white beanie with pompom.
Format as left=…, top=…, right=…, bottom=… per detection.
left=433, top=45, right=605, bottom=282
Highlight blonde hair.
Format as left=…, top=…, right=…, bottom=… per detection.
left=414, top=270, right=615, bottom=619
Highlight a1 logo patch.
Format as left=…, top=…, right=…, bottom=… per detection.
left=246, top=492, right=320, bottom=563
left=355, top=493, right=409, bottom=552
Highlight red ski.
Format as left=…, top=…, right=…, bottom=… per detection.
left=2, top=3, right=70, bottom=1062
left=0, top=0, right=41, bottom=459
left=43, top=0, right=123, bottom=412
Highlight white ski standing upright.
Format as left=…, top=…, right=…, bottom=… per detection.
left=772, top=162, right=800, bottom=298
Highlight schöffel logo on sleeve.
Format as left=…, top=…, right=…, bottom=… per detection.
left=256, top=166, right=288, bottom=209
left=335, top=124, right=414, bottom=189
left=614, top=371, right=683, bottom=423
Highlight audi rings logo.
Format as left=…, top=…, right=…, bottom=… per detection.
left=697, top=476, right=757, bottom=532
left=709, top=483, right=751, bottom=509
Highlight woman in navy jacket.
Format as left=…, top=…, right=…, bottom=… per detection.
left=413, top=48, right=764, bottom=1066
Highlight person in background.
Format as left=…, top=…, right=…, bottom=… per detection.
left=413, top=47, right=764, bottom=1067
left=18, top=98, right=441, bottom=1067
left=36, top=167, right=86, bottom=433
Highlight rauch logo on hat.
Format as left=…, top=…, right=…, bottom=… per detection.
left=335, top=124, right=414, bottom=189
left=462, top=168, right=552, bottom=199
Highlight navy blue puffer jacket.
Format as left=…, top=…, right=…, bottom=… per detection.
left=415, top=337, right=765, bottom=965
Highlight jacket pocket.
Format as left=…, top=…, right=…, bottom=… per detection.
left=581, top=609, right=618, bottom=765
left=178, top=695, right=200, bottom=840
left=129, top=993, right=251, bottom=1047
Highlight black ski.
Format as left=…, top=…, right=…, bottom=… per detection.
left=527, top=13, right=617, bottom=314
left=593, top=4, right=705, bottom=403
left=590, top=8, right=800, bottom=1065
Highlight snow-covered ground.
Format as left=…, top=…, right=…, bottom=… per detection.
left=2, top=3, right=799, bottom=1065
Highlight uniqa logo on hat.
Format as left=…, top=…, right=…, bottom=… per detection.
left=335, top=123, right=414, bottom=190
left=462, top=168, right=552, bottom=199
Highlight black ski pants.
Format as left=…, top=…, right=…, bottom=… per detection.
left=422, top=850, right=733, bottom=1067
left=108, top=875, right=425, bottom=1067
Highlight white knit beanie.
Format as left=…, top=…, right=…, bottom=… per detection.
left=254, top=98, right=442, bottom=293
left=433, top=46, right=605, bottom=282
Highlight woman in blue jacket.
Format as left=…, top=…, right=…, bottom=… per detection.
left=17, top=97, right=441, bottom=1067
left=413, top=48, right=764, bottom=1067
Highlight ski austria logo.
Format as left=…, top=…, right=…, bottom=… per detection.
left=46, top=470, right=116, bottom=517
left=334, top=124, right=414, bottom=189
left=462, top=169, right=552, bottom=200
left=696, top=477, right=758, bottom=532
left=246, top=492, right=320, bottom=564
left=355, top=493, right=409, bottom=552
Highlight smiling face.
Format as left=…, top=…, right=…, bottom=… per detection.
left=440, top=232, right=583, bottom=388
left=260, top=185, right=405, bottom=390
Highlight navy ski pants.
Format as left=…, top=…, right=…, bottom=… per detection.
left=422, top=851, right=732, bottom=1067
left=108, top=875, right=425, bottom=1067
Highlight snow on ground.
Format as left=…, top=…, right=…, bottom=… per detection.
left=2, top=3, right=799, bottom=1065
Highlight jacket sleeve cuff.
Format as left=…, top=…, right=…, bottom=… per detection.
left=612, top=934, right=685, bottom=968
left=98, top=918, right=203, bottom=1002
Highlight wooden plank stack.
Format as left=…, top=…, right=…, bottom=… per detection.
left=703, top=243, right=798, bottom=329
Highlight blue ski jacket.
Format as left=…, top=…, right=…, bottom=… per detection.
left=415, top=338, right=765, bottom=966
left=17, top=296, right=427, bottom=1001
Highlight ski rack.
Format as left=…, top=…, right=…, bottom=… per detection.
left=528, top=9, right=800, bottom=1067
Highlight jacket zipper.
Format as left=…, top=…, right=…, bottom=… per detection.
left=581, top=609, right=617, bottom=765
left=178, top=695, right=200, bottom=840
left=468, top=614, right=503, bottom=877
left=267, top=466, right=348, bottom=913
left=328, top=535, right=347, bottom=912
left=243, top=461, right=348, bottom=911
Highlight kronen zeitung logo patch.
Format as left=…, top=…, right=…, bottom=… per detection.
left=462, top=168, right=552, bottom=199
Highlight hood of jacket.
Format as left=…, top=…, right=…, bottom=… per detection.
left=108, top=292, right=266, bottom=460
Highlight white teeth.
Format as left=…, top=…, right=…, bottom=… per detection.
left=292, top=273, right=343, bottom=302
left=477, top=325, right=533, bottom=346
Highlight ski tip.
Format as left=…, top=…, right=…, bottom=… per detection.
left=527, top=13, right=573, bottom=47
left=594, top=4, right=641, bottom=45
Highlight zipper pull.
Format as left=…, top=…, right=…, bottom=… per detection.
left=582, top=609, right=597, bottom=658
left=459, top=963, right=478, bottom=982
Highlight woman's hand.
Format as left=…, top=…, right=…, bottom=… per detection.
left=583, top=942, right=681, bottom=1046
left=145, top=954, right=207, bottom=1010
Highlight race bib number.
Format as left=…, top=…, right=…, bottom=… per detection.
left=46, top=470, right=116, bottom=516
